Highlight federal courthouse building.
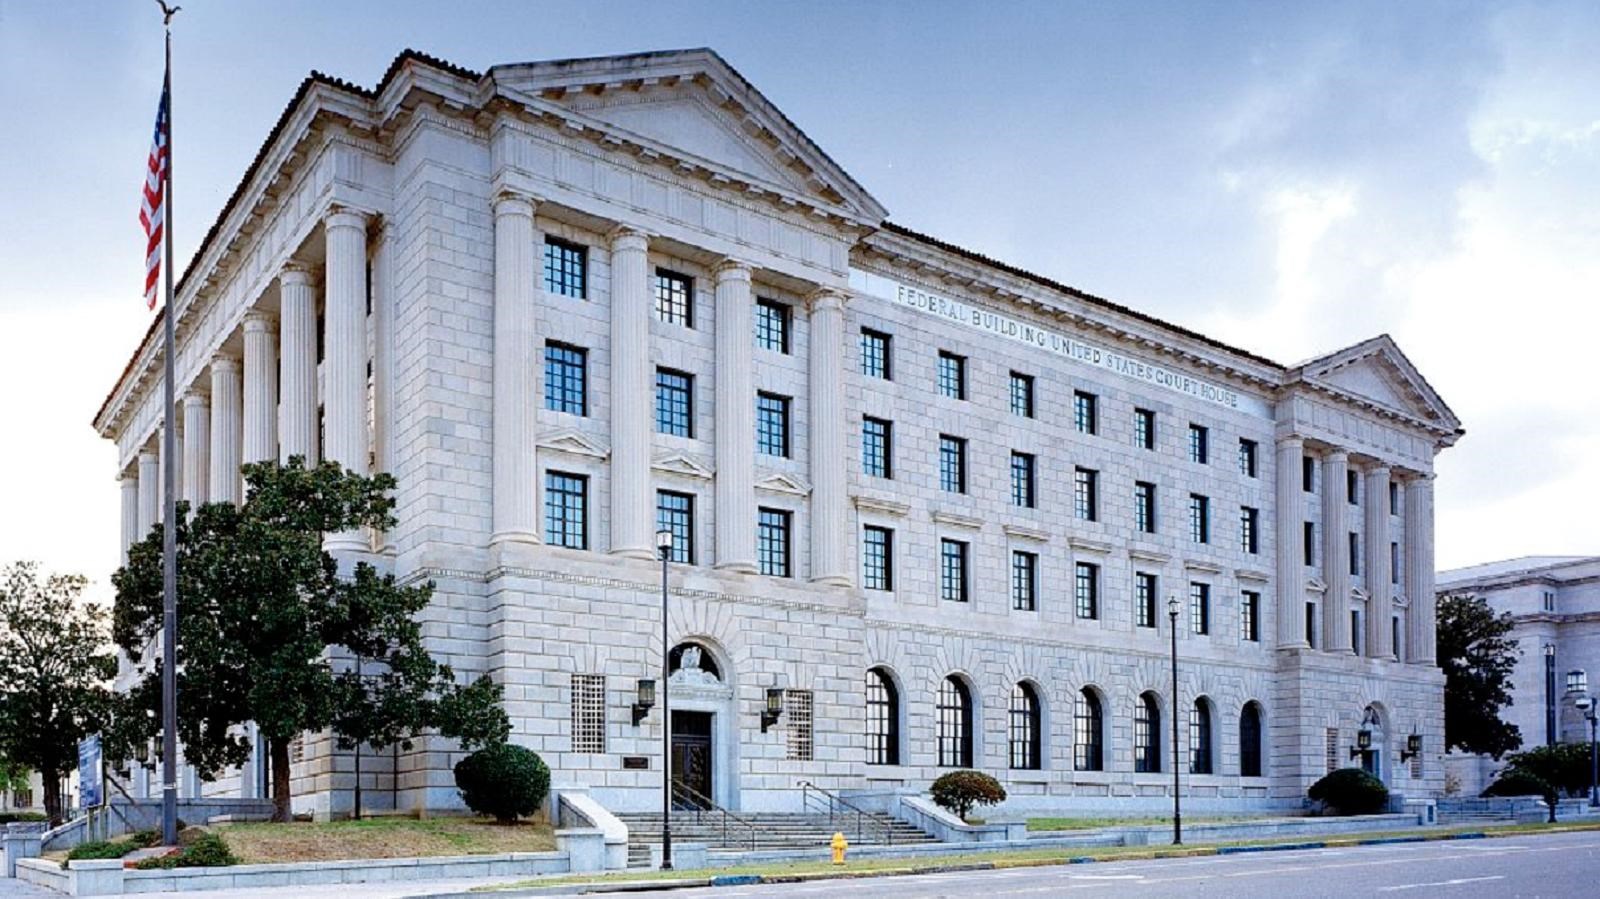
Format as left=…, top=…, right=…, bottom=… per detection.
left=95, top=49, right=1462, bottom=818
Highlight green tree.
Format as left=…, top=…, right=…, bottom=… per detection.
left=113, top=458, right=509, bottom=822
left=1436, top=592, right=1523, bottom=759
left=0, top=563, right=120, bottom=826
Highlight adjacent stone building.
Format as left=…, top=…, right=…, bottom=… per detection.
left=1437, top=556, right=1600, bottom=796
left=94, top=49, right=1462, bottom=818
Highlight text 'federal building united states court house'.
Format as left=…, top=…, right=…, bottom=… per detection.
left=93, top=49, right=1462, bottom=819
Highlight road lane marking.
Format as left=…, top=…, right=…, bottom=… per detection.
left=1377, top=875, right=1505, bottom=892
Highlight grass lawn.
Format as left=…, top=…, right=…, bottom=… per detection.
left=1027, top=814, right=1280, bottom=831
left=216, top=816, right=556, bottom=863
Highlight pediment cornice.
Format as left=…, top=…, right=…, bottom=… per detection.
left=539, top=428, right=611, bottom=460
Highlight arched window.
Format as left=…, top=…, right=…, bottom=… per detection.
left=1074, top=688, right=1104, bottom=771
left=1135, top=692, right=1162, bottom=773
left=1190, top=698, right=1214, bottom=774
left=1009, top=683, right=1042, bottom=770
left=1240, top=701, right=1264, bottom=777
left=937, top=676, right=974, bottom=768
left=668, top=642, right=720, bottom=680
left=866, top=668, right=900, bottom=766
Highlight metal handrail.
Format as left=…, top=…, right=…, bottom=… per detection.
left=797, top=780, right=894, bottom=845
left=671, top=779, right=760, bottom=850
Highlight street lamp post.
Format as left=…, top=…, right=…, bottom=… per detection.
left=1167, top=594, right=1182, bottom=846
left=1565, top=669, right=1599, bottom=808
left=1545, top=644, right=1557, bottom=747
left=656, top=529, right=675, bottom=870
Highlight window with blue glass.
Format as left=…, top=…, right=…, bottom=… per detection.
left=940, top=539, right=968, bottom=602
left=862, top=417, right=892, bottom=478
left=1011, top=452, right=1036, bottom=508
left=544, top=342, right=587, bottom=415
left=862, top=525, right=893, bottom=591
left=1189, top=582, right=1211, bottom=635
left=544, top=471, right=588, bottom=549
left=1075, top=562, right=1099, bottom=619
left=756, top=392, right=791, bottom=457
left=654, top=268, right=693, bottom=326
left=1190, top=493, right=1210, bottom=544
left=861, top=329, right=891, bottom=379
left=656, top=490, right=694, bottom=564
left=1189, top=424, right=1209, bottom=464
left=655, top=368, right=693, bottom=437
left=937, top=351, right=966, bottom=399
left=1074, top=391, right=1098, bottom=435
left=1009, top=372, right=1034, bottom=418
left=755, top=298, right=790, bottom=353
left=939, top=435, right=967, bottom=494
left=757, top=508, right=792, bottom=577
left=543, top=238, right=587, bottom=299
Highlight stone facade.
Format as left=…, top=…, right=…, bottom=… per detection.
left=94, top=49, right=1462, bottom=818
left=1437, top=556, right=1600, bottom=796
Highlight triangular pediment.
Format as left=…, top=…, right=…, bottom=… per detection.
left=652, top=451, right=715, bottom=480
left=1293, top=336, right=1461, bottom=432
left=755, top=472, right=811, bottom=496
left=537, top=428, right=610, bottom=460
left=487, top=49, right=886, bottom=223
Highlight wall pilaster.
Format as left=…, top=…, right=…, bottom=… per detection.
left=713, top=260, right=756, bottom=572
left=608, top=226, right=654, bottom=559
left=808, top=287, right=850, bottom=586
left=1405, top=475, right=1437, bottom=664
left=1275, top=436, right=1307, bottom=648
left=1363, top=466, right=1392, bottom=658
left=1321, top=450, right=1351, bottom=653
left=490, top=191, right=542, bottom=559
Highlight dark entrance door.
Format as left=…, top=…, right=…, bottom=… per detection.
left=671, top=710, right=714, bottom=808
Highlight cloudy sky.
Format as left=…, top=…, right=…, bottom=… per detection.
left=2, top=1, right=1596, bottom=601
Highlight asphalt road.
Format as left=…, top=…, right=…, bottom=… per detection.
left=648, top=830, right=1600, bottom=899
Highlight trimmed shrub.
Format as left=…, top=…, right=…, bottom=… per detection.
left=132, top=831, right=238, bottom=870
left=454, top=743, right=551, bottom=824
left=0, top=812, right=46, bottom=824
left=62, top=840, right=133, bottom=868
left=1505, top=743, right=1591, bottom=797
left=929, top=770, right=1008, bottom=821
left=1482, top=768, right=1554, bottom=799
left=1307, top=767, right=1389, bottom=815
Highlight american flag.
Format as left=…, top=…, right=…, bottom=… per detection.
left=140, top=74, right=170, bottom=310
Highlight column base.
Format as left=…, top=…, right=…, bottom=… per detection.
left=610, top=547, right=657, bottom=561
left=810, top=574, right=851, bottom=588
left=489, top=532, right=542, bottom=569
left=324, top=532, right=372, bottom=557
left=715, top=561, right=758, bottom=574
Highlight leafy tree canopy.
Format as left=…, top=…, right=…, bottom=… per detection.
left=113, top=458, right=509, bottom=821
left=1436, top=592, right=1523, bottom=759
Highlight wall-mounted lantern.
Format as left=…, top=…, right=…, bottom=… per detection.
left=1567, top=669, right=1589, bottom=698
left=632, top=678, right=656, bottom=726
left=1350, top=725, right=1373, bottom=760
left=761, top=687, right=785, bottom=733
left=1399, top=733, right=1422, bottom=764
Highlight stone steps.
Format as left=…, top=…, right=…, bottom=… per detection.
left=615, top=811, right=935, bottom=852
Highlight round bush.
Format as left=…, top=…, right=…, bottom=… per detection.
left=1307, top=767, right=1389, bottom=815
left=1482, top=768, right=1553, bottom=798
left=930, top=770, right=1007, bottom=820
left=454, top=743, right=551, bottom=824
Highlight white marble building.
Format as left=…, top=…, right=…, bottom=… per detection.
left=1437, top=556, right=1600, bottom=796
left=94, top=49, right=1462, bottom=818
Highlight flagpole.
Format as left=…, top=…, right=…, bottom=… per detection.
left=159, top=3, right=179, bottom=849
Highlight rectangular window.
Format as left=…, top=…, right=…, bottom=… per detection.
left=654, top=268, right=693, bottom=326
left=1391, top=542, right=1401, bottom=585
left=1306, top=602, right=1319, bottom=649
left=1239, top=438, right=1258, bottom=477
left=1240, top=506, right=1259, bottom=554
left=1074, top=390, right=1098, bottom=435
left=757, top=508, right=792, bottom=577
left=1189, top=424, right=1209, bottom=464
left=656, top=491, right=694, bottom=564
left=1389, top=481, right=1400, bottom=515
left=1241, top=591, right=1260, bottom=642
left=1012, top=551, right=1038, bottom=611
left=1393, top=616, right=1403, bottom=660
left=655, top=368, right=694, bottom=437
left=785, top=689, right=813, bottom=761
left=1009, top=371, right=1035, bottom=418
left=1303, top=456, right=1316, bottom=492
left=756, top=392, right=791, bottom=457
left=940, top=539, right=969, bottom=603
left=1011, top=452, right=1036, bottom=508
left=1351, top=610, right=1362, bottom=655
left=1303, top=521, right=1316, bottom=566
left=1325, top=728, right=1339, bottom=774
left=570, top=674, right=605, bottom=753
left=1136, top=572, right=1158, bottom=628
left=1189, top=582, right=1210, bottom=635
left=544, top=238, right=587, bottom=299
left=1074, top=467, right=1099, bottom=521
left=939, top=435, right=967, bottom=494
left=1348, top=531, right=1360, bottom=576
left=1075, top=562, right=1100, bottom=619
left=545, top=471, right=589, bottom=549
left=544, top=342, right=588, bottom=415
left=862, top=417, right=892, bottom=478
left=1134, top=481, right=1156, bottom=534
left=1347, top=470, right=1359, bottom=505
left=754, top=298, right=790, bottom=353
left=937, top=351, right=966, bottom=399
left=862, top=526, right=893, bottom=591
left=1543, top=590, right=1556, bottom=612
left=860, top=328, right=891, bottom=380
left=1189, top=493, right=1210, bottom=544
left=1134, top=408, right=1156, bottom=450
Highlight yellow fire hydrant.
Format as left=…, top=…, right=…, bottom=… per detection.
left=830, top=831, right=848, bottom=865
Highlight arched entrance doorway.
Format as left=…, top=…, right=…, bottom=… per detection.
left=667, top=641, right=737, bottom=809
left=1359, top=704, right=1387, bottom=782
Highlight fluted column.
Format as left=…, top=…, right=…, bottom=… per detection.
left=137, top=450, right=159, bottom=535
left=608, top=226, right=653, bottom=559
left=1321, top=450, right=1351, bottom=653
left=278, top=266, right=318, bottom=464
left=209, top=355, right=243, bottom=505
left=371, top=222, right=396, bottom=555
left=1364, top=466, right=1392, bottom=658
left=1275, top=436, right=1308, bottom=648
left=808, top=287, right=850, bottom=585
left=713, top=261, right=756, bottom=572
left=120, top=472, right=140, bottom=566
left=181, top=389, right=210, bottom=509
left=243, top=311, right=278, bottom=466
left=491, top=191, right=542, bottom=556
left=324, top=208, right=370, bottom=553
left=1405, top=474, right=1437, bottom=664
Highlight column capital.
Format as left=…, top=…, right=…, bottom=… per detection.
left=182, top=387, right=210, bottom=407
left=1323, top=449, right=1349, bottom=465
left=1364, top=464, right=1391, bottom=479
left=210, top=352, right=239, bottom=373
left=324, top=205, right=370, bottom=234
left=242, top=309, right=277, bottom=334
left=712, top=258, right=753, bottom=281
left=807, top=286, right=848, bottom=313
left=608, top=223, right=651, bottom=251
left=279, top=263, right=315, bottom=288
left=1275, top=434, right=1305, bottom=449
left=492, top=188, right=538, bottom=218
